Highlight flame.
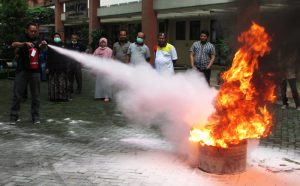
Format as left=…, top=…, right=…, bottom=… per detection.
left=190, top=22, right=276, bottom=148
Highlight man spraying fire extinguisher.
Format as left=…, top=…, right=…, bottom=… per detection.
left=10, top=22, right=47, bottom=125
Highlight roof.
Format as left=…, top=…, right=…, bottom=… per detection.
left=101, top=0, right=140, bottom=7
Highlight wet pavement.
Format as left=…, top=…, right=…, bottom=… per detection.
left=0, top=70, right=299, bottom=186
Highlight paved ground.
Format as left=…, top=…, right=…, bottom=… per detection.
left=0, top=70, right=299, bottom=186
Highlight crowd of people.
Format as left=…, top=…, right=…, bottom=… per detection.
left=8, top=22, right=299, bottom=125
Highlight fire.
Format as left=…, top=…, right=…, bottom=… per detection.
left=190, top=22, right=276, bottom=148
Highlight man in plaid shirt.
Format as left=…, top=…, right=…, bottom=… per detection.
left=190, top=30, right=216, bottom=85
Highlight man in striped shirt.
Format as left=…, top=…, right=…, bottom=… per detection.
left=190, top=30, right=216, bottom=85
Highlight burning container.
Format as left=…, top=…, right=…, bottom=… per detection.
left=198, top=140, right=247, bottom=174
left=189, top=23, right=275, bottom=174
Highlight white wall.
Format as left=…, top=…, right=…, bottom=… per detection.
left=154, top=0, right=234, bottom=10
left=101, top=0, right=140, bottom=7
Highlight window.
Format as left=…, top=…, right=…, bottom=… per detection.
left=189, top=21, right=200, bottom=40
left=111, top=24, right=120, bottom=43
left=128, top=23, right=141, bottom=42
left=159, top=22, right=166, bottom=33
left=176, top=21, right=186, bottom=40
left=211, top=20, right=217, bottom=43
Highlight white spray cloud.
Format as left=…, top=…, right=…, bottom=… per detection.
left=49, top=45, right=217, bottom=164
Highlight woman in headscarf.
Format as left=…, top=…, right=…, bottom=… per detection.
left=47, top=33, right=70, bottom=102
left=93, top=37, right=113, bottom=102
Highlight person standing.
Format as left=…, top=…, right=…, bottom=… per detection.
left=66, top=34, right=86, bottom=94
left=154, top=33, right=178, bottom=75
left=93, top=37, right=113, bottom=102
left=47, top=33, right=70, bottom=102
left=190, top=30, right=216, bottom=85
left=279, top=43, right=300, bottom=110
left=127, top=32, right=151, bottom=65
left=10, top=23, right=47, bottom=124
left=112, top=29, right=131, bottom=63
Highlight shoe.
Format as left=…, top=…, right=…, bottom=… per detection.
left=33, top=120, right=40, bottom=124
left=104, top=98, right=110, bottom=102
left=296, top=106, right=300, bottom=111
left=9, top=120, right=16, bottom=125
left=9, top=118, right=20, bottom=125
left=281, top=105, right=288, bottom=109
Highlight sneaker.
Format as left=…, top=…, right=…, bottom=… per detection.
left=281, top=105, right=288, bottom=109
left=9, top=118, right=20, bottom=125
left=296, top=106, right=300, bottom=111
left=9, top=120, right=16, bottom=125
left=33, top=120, right=41, bottom=124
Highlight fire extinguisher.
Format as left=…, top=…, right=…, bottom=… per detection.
left=29, top=47, right=39, bottom=70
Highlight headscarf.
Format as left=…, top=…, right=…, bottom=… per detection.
left=99, top=37, right=108, bottom=48
left=93, top=37, right=112, bottom=58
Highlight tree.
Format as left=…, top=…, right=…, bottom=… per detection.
left=0, top=1, right=56, bottom=60
left=0, top=0, right=29, bottom=43
left=0, top=0, right=29, bottom=59
left=27, top=6, right=54, bottom=25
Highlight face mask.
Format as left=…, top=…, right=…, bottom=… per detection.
left=54, top=37, right=61, bottom=43
left=72, top=41, right=77, bottom=44
left=136, top=37, right=144, bottom=44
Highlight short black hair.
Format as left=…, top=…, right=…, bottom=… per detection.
left=119, top=29, right=128, bottom=34
left=26, top=22, right=37, bottom=29
left=200, top=30, right=209, bottom=37
left=158, top=32, right=167, bottom=38
left=52, top=32, right=61, bottom=38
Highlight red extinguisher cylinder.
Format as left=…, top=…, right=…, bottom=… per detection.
left=29, top=48, right=39, bottom=69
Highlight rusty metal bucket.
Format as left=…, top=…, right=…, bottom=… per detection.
left=198, top=140, right=247, bottom=174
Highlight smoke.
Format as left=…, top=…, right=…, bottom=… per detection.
left=49, top=45, right=217, bottom=165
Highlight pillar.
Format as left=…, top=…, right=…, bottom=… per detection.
left=142, top=0, right=157, bottom=65
left=55, top=0, right=64, bottom=41
left=89, top=0, right=100, bottom=43
left=27, top=0, right=34, bottom=7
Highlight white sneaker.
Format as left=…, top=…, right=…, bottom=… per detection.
left=296, top=106, right=300, bottom=111
left=281, top=105, right=288, bottom=109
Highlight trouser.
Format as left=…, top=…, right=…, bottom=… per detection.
left=68, top=62, right=82, bottom=92
left=197, top=68, right=211, bottom=85
left=10, top=71, right=40, bottom=121
left=281, top=78, right=300, bottom=107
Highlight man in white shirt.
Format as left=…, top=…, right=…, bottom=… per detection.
left=154, top=33, right=178, bottom=74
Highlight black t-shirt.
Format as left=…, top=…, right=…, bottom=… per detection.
left=65, top=42, right=86, bottom=65
left=47, top=41, right=70, bottom=72
left=15, top=33, right=41, bottom=73
left=65, top=42, right=86, bottom=52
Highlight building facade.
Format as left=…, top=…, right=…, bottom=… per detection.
left=27, top=0, right=300, bottom=66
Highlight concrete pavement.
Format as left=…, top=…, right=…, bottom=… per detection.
left=0, top=70, right=299, bottom=186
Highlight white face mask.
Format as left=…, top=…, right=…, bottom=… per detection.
left=54, top=37, right=61, bottom=43
left=72, top=41, right=77, bottom=44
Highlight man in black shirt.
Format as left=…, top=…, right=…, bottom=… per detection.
left=65, top=34, right=86, bottom=94
left=10, top=23, right=47, bottom=125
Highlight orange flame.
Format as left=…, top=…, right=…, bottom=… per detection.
left=189, top=22, right=276, bottom=148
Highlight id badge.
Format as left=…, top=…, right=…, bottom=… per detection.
left=31, top=49, right=37, bottom=57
